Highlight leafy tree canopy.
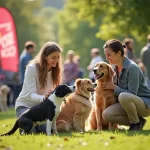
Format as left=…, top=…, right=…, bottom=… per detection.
left=58, top=2, right=105, bottom=74
left=66, top=0, right=150, bottom=44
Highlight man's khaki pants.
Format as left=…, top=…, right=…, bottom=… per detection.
left=102, top=92, right=150, bottom=125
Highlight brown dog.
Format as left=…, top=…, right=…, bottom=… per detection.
left=56, top=78, right=97, bottom=132
left=0, top=85, right=10, bottom=112
left=88, top=62, right=117, bottom=130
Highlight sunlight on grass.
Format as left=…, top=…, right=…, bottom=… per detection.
left=0, top=108, right=150, bottom=150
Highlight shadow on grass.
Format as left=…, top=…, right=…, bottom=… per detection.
left=99, top=129, right=150, bottom=136
left=55, top=129, right=150, bottom=137
left=56, top=130, right=104, bottom=138
left=126, top=130, right=150, bottom=136
left=57, top=131, right=92, bottom=137
left=0, top=107, right=16, bottom=121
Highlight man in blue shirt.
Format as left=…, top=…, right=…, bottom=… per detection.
left=19, top=41, right=36, bottom=84
left=140, top=34, right=150, bottom=89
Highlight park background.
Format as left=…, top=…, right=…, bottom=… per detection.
left=1, top=1, right=150, bottom=150
left=1, top=0, right=150, bottom=77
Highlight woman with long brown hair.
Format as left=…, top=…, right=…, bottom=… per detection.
left=15, top=42, right=63, bottom=134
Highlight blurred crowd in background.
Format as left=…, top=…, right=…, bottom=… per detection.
left=1, top=35, right=150, bottom=109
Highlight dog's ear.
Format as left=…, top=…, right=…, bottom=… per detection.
left=108, top=65, right=115, bottom=81
left=55, top=85, right=72, bottom=98
left=75, top=78, right=82, bottom=87
left=55, top=86, right=63, bottom=97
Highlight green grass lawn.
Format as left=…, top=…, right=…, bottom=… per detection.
left=0, top=108, right=150, bottom=150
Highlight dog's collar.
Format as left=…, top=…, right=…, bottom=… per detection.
left=77, top=94, right=89, bottom=100
left=72, top=93, right=92, bottom=108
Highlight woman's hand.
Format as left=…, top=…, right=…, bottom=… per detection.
left=101, top=81, right=116, bottom=90
left=44, top=89, right=53, bottom=100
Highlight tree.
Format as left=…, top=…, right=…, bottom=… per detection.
left=36, top=7, right=59, bottom=46
left=58, top=4, right=105, bottom=76
left=66, top=0, right=150, bottom=44
left=61, top=0, right=150, bottom=58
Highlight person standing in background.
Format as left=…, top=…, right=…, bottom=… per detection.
left=123, top=38, right=136, bottom=62
left=0, top=60, right=5, bottom=85
left=63, top=50, right=78, bottom=86
left=74, top=55, right=84, bottom=79
left=19, top=41, right=36, bottom=84
left=140, top=34, right=150, bottom=89
left=87, top=48, right=104, bottom=82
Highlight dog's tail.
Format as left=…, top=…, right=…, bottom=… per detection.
left=1, top=120, right=19, bottom=136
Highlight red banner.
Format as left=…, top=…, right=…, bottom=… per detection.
left=0, top=7, right=19, bottom=72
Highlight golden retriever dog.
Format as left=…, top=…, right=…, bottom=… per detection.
left=88, top=62, right=117, bottom=130
left=56, top=78, right=97, bottom=132
left=0, top=85, right=10, bottom=112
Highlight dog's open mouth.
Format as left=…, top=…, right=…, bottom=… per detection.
left=95, top=73, right=104, bottom=80
left=87, top=88, right=95, bottom=92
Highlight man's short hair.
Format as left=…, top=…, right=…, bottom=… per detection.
left=91, top=48, right=100, bottom=55
left=123, top=38, right=134, bottom=46
left=67, top=50, right=74, bottom=55
left=147, top=34, right=150, bottom=43
left=24, top=41, right=36, bottom=50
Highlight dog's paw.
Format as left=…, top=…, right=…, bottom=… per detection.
left=76, top=129, right=84, bottom=132
left=46, top=132, right=52, bottom=136
left=108, top=127, right=114, bottom=130
left=20, top=131, right=25, bottom=135
left=96, top=126, right=102, bottom=131
left=53, top=130, right=59, bottom=134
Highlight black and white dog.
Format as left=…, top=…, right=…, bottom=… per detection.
left=1, top=84, right=75, bottom=136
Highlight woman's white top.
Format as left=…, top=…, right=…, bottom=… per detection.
left=15, top=63, right=54, bottom=109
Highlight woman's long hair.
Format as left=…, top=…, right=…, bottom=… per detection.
left=28, top=42, right=63, bottom=89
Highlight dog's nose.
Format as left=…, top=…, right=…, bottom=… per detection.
left=93, top=69, right=97, bottom=74
left=93, top=83, right=97, bottom=87
left=94, top=83, right=97, bottom=87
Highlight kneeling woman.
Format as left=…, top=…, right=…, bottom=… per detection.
left=102, top=39, right=150, bottom=130
left=15, top=42, right=63, bottom=134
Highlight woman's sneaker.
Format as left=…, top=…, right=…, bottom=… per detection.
left=129, top=117, right=147, bottom=131
left=139, top=117, right=147, bottom=129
